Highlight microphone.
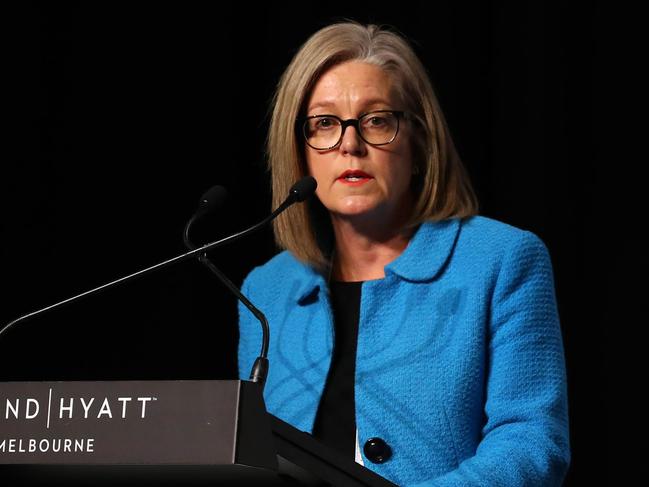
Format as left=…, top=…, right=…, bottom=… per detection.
left=183, top=186, right=272, bottom=387
left=183, top=185, right=229, bottom=247
left=194, top=185, right=228, bottom=218
left=0, top=175, right=318, bottom=372
left=287, top=175, right=317, bottom=203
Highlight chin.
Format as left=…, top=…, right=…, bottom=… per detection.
left=332, top=199, right=384, bottom=218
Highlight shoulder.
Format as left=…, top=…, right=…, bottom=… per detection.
left=456, top=215, right=550, bottom=260
left=454, top=216, right=555, bottom=296
left=418, top=215, right=555, bottom=285
left=381, top=216, right=550, bottom=282
left=459, top=215, right=542, bottom=243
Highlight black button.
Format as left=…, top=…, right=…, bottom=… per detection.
left=363, top=437, right=392, bottom=464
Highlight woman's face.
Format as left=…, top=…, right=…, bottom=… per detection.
left=304, top=61, right=414, bottom=225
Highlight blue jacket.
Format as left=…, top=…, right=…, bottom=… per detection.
left=238, top=216, right=570, bottom=486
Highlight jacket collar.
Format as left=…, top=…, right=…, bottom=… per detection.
left=295, top=218, right=462, bottom=303
left=385, top=217, right=462, bottom=281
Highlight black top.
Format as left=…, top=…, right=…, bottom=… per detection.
left=312, top=280, right=362, bottom=458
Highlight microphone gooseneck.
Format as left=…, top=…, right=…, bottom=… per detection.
left=183, top=187, right=271, bottom=385
left=183, top=177, right=317, bottom=389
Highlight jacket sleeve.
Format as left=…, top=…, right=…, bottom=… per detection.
left=419, top=232, right=571, bottom=487
left=237, top=267, right=264, bottom=381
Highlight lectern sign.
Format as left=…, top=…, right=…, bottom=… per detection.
left=0, top=381, right=240, bottom=464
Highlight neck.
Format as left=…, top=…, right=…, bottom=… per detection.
left=329, top=204, right=414, bottom=282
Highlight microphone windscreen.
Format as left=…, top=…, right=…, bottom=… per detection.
left=197, top=185, right=228, bottom=215
left=289, top=176, right=317, bottom=202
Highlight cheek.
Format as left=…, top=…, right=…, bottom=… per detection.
left=396, top=140, right=415, bottom=188
left=385, top=166, right=412, bottom=199
left=305, top=153, right=332, bottom=201
left=305, top=149, right=324, bottom=177
left=378, top=149, right=413, bottom=193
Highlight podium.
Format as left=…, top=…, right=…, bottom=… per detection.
left=0, top=380, right=396, bottom=486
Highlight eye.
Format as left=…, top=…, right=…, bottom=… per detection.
left=315, top=117, right=338, bottom=129
left=362, top=114, right=390, bottom=129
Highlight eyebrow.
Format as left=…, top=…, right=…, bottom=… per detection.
left=307, top=98, right=393, bottom=113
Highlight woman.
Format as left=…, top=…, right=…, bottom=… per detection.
left=238, top=22, right=570, bottom=486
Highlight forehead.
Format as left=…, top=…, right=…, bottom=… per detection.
left=307, top=61, right=397, bottom=111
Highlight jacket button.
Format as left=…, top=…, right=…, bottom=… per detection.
left=363, top=437, right=392, bottom=464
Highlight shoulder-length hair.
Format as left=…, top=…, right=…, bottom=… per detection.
left=267, top=21, right=478, bottom=270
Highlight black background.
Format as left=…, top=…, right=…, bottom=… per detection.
left=1, top=2, right=644, bottom=486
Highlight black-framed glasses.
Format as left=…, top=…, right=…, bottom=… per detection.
left=299, top=110, right=406, bottom=150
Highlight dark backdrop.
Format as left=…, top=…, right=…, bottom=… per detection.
left=2, top=2, right=642, bottom=486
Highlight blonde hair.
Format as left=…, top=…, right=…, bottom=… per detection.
left=267, top=21, right=478, bottom=269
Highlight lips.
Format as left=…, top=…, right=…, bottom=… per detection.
left=337, top=169, right=373, bottom=182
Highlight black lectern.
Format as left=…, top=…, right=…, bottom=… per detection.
left=0, top=380, right=396, bottom=486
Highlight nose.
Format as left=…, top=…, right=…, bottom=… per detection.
left=339, top=123, right=367, bottom=156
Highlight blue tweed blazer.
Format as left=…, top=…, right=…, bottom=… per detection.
left=238, top=215, right=571, bottom=486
